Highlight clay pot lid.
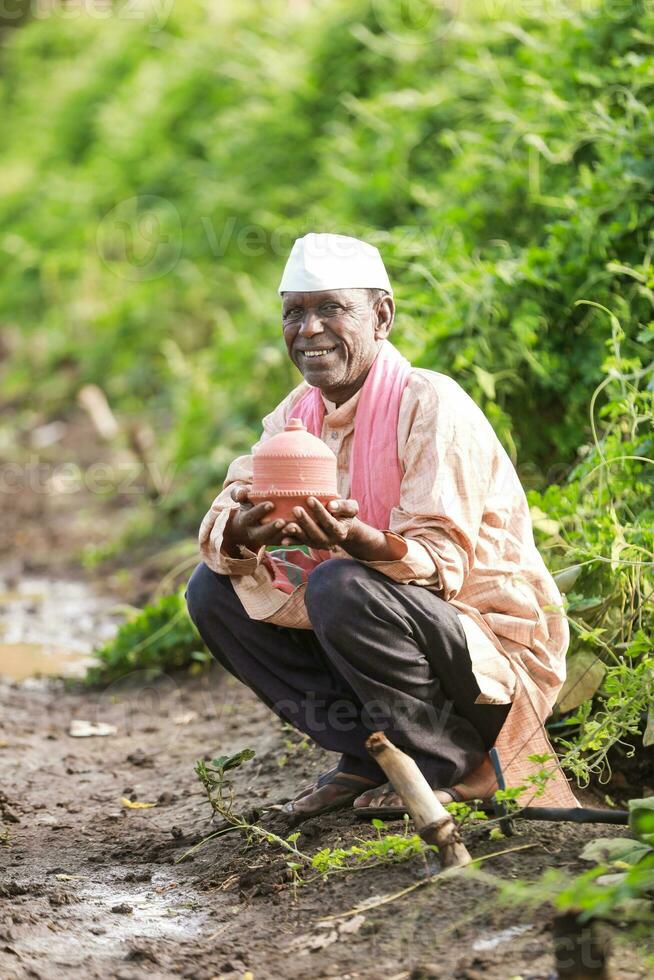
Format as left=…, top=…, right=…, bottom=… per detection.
left=254, top=418, right=336, bottom=460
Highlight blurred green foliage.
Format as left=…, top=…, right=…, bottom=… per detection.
left=1, top=0, right=654, bottom=524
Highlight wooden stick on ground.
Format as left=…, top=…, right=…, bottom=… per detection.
left=366, top=731, right=472, bottom=870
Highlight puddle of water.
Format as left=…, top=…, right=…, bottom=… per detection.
left=0, top=642, right=93, bottom=681
left=472, top=923, right=533, bottom=952
left=12, top=874, right=210, bottom=967
left=0, top=574, right=120, bottom=681
left=82, top=880, right=208, bottom=938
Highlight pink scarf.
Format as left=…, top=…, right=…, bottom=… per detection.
left=291, top=340, right=412, bottom=529
left=262, top=340, right=411, bottom=594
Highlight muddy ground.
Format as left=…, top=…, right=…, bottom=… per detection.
left=0, top=410, right=651, bottom=979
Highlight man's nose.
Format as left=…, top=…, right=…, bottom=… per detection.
left=299, top=312, right=325, bottom=337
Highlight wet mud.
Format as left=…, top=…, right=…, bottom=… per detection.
left=1, top=668, right=650, bottom=980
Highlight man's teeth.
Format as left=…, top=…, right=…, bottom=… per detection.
left=303, top=348, right=335, bottom=358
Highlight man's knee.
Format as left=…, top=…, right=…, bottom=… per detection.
left=305, top=559, right=372, bottom=635
left=185, top=562, right=229, bottom=628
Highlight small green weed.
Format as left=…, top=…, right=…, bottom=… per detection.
left=310, top=816, right=432, bottom=877
left=189, top=750, right=444, bottom=889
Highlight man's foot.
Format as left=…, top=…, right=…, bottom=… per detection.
left=353, top=754, right=500, bottom=818
left=287, top=766, right=339, bottom=804
left=280, top=772, right=383, bottom=822
left=352, top=781, right=456, bottom=818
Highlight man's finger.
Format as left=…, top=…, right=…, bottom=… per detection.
left=249, top=518, right=286, bottom=545
left=306, top=497, right=341, bottom=534
left=247, top=521, right=284, bottom=551
left=241, top=501, right=274, bottom=526
left=231, top=486, right=251, bottom=504
left=293, top=506, right=330, bottom=546
left=327, top=498, right=359, bottom=518
left=282, top=523, right=306, bottom=541
left=281, top=524, right=307, bottom=546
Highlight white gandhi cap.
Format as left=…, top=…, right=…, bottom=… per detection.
left=278, top=232, right=392, bottom=294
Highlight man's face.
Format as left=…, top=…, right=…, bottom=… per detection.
left=281, top=288, right=393, bottom=403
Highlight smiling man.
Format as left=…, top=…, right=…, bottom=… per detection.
left=186, top=232, right=578, bottom=820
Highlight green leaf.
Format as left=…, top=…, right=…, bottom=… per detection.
left=209, top=748, right=255, bottom=773
left=643, top=708, right=654, bottom=748
left=473, top=365, right=496, bottom=400
left=529, top=506, right=560, bottom=537
left=566, top=596, right=605, bottom=614
left=553, top=565, right=582, bottom=594
left=629, top=798, right=654, bottom=847
left=556, top=651, right=606, bottom=713
left=580, top=837, right=651, bottom=867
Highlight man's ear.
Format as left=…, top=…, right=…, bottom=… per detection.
left=374, top=295, right=395, bottom=340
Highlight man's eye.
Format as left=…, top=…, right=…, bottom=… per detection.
left=321, top=303, right=341, bottom=313
left=284, top=308, right=302, bottom=319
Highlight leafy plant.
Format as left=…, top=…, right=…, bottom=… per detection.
left=188, top=749, right=310, bottom=879
left=85, top=591, right=209, bottom=685
left=531, top=332, right=653, bottom=783
left=195, top=749, right=257, bottom=822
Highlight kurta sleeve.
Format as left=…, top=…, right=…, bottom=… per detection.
left=198, top=382, right=308, bottom=575
left=356, top=534, right=440, bottom=584
left=360, top=373, right=493, bottom=597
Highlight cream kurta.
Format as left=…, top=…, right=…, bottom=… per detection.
left=199, top=368, right=578, bottom=807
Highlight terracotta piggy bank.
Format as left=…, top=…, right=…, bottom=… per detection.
left=250, top=418, right=339, bottom=524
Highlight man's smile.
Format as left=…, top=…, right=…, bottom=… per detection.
left=298, top=346, right=338, bottom=360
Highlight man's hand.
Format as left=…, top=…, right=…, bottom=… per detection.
left=222, top=487, right=289, bottom=557
left=283, top=496, right=409, bottom=563
left=282, top=497, right=359, bottom=550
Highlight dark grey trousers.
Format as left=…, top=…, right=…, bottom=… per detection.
left=186, top=559, right=510, bottom=787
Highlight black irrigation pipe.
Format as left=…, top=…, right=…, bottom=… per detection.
left=518, top=805, right=629, bottom=825
left=488, top=748, right=630, bottom=833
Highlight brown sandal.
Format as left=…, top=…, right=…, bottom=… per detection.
left=281, top=772, right=382, bottom=822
